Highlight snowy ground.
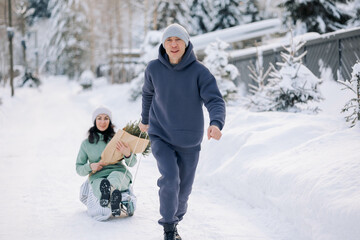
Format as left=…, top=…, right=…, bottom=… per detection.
left=0, top=76, right=359, bottom=240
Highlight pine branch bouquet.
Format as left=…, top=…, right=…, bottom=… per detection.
left=100, top=120, right=151, bottom=166
left=122, top=120, right=151, bottom=156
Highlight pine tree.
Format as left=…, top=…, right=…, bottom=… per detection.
left=241, top=0, right=262, bottom=24
left=129, top=31, right=162, bottom=101
left=203, top=39, right=238, bottom=102
left=189, top=0, right=214, bottom=34
left=27, top=0, right=51, bottom=25
left=253, top=32, right=323, bottom=112
left=347, top=0, right=360, bottom=28
left=244, top=45, right=273, bottom=111
left=281, top=0, right=351, bottom=34
left=46, top=0, right=90, bottom=78
left=211, top=0, right=243, bottom=31
left=338, top=60, right=360, bottom=127
left=154, top=0, right=194, bottom=34
left=190, top=0, right=261, bottom=34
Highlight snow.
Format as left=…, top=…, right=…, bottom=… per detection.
left=203, top=39, right=238, bottom=100
left=352, top=62, right=360, bottom=80
left=79, top=70, right=95, bottom=86
left=191, top=18, right=281, bottom=51
left=0, top=74, right=359, bottom=240
left=229, top=32, right=321, bottom=59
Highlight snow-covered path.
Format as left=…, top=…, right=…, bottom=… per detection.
left=0, top=77, right=289, bottom=240
left=1, top=76, right=359, bottom=240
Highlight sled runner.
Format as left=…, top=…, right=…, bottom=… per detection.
left=118, top=188, right=135, bottom=216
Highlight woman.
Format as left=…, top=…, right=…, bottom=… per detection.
left=76, top=106, right=137, bottom=220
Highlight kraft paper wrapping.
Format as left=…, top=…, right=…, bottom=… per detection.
left=100, top=129, right=149, bottom=165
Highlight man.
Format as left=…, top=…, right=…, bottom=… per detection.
left=139, top=23, right=225, bottom=240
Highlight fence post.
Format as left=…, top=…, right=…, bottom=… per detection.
left=338, top=38, right=343, bottom=81
left=7, top=0, right=15, bottom=97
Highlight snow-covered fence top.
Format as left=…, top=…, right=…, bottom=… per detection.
left=230, top=27, right=360, bottom=90
left=191, top=18, right=281, bottom=54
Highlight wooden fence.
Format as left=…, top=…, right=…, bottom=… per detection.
left=229, top=27, right=360, bottom=90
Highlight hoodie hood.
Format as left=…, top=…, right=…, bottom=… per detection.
left=158, top=41, right=197, bottom=71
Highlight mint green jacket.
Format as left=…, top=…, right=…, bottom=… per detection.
left=76, top=133, right=137, bottom=182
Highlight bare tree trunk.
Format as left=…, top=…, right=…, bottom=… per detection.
left=88, top=0, right=95, bottom=73
left=153, top=0, right=158, bottom=30
left=129, top=0, right=133, bottom=82
left=357, top=77, right=360, bottom=121
left=108, top=0, right=114, bottom=84
left=1, top=51, right=5, bottom=87
left=114, top=0, right=123, bottom=83
left=20, top=14, right=27, bottom=69
left=128, top=1, right=133, bottom=53
left=34, top=31, right=39, bottom=75
left=144, top=0, right=148, bottom=36
left=7, top=0, right=14, bottom=96
left=125, top=0, right=133, bottom=83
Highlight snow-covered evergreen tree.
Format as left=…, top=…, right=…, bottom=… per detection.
left=129, top=31, right=162, bottom=101
left=45, top=0, right=90, bottom=78
left=203, top=39, right=238, bottom=102
left=281, top=0, right=351, bottom=34
left=154, top=0, right=195, bottom=34
left=27, top=0, right=51, bottom=25
left=248, top=33, right=323, bottom=112
left=347, top=0, right=360, bottom=28
left=79, top=69, right=95, bottom=90
left=338, top=60, right=360, bottom=127
left=189, top=0, right=214, bottom=34
left=241, top=0, right=262, bottom=24
left=211, top=0, right=243, bottom=31
left=264, top=35, right=323, bottom=112
left=244, top=46, right=273, bottom=111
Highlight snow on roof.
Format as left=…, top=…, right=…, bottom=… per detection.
left=191, top=18, right=282, bottom=51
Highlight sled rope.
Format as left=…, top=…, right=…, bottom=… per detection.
left=120, top=131, right=148, bottom=188
left=131, top=132, right=148, bottom=187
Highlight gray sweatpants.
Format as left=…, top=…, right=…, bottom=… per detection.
left=150, top=136, right=200, bottom=225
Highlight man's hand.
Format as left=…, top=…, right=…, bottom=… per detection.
left=139, top=122, right=149, bottom=132
left=207, top=125, right=222, bottom=140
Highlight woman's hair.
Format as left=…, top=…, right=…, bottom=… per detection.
left=88, top=120, right=115, bottom=144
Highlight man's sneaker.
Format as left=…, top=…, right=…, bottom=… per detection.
left=110, top=189, right=122, bottom=217
left=99, top=179, right=111, bottom=207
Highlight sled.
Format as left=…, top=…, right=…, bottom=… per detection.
left=80, top=179, right=137, bottom=218
left=118, top=187, right=136, bottom=217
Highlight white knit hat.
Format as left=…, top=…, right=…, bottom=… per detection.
left=162, top=23, right=190, bottom=47
left=92, top=106, right=112, bottom=122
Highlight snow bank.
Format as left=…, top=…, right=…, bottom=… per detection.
left=197, top=79, right=360, bottom=240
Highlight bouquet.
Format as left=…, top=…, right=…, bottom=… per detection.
left=100, top=120, right=150, bottom=165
